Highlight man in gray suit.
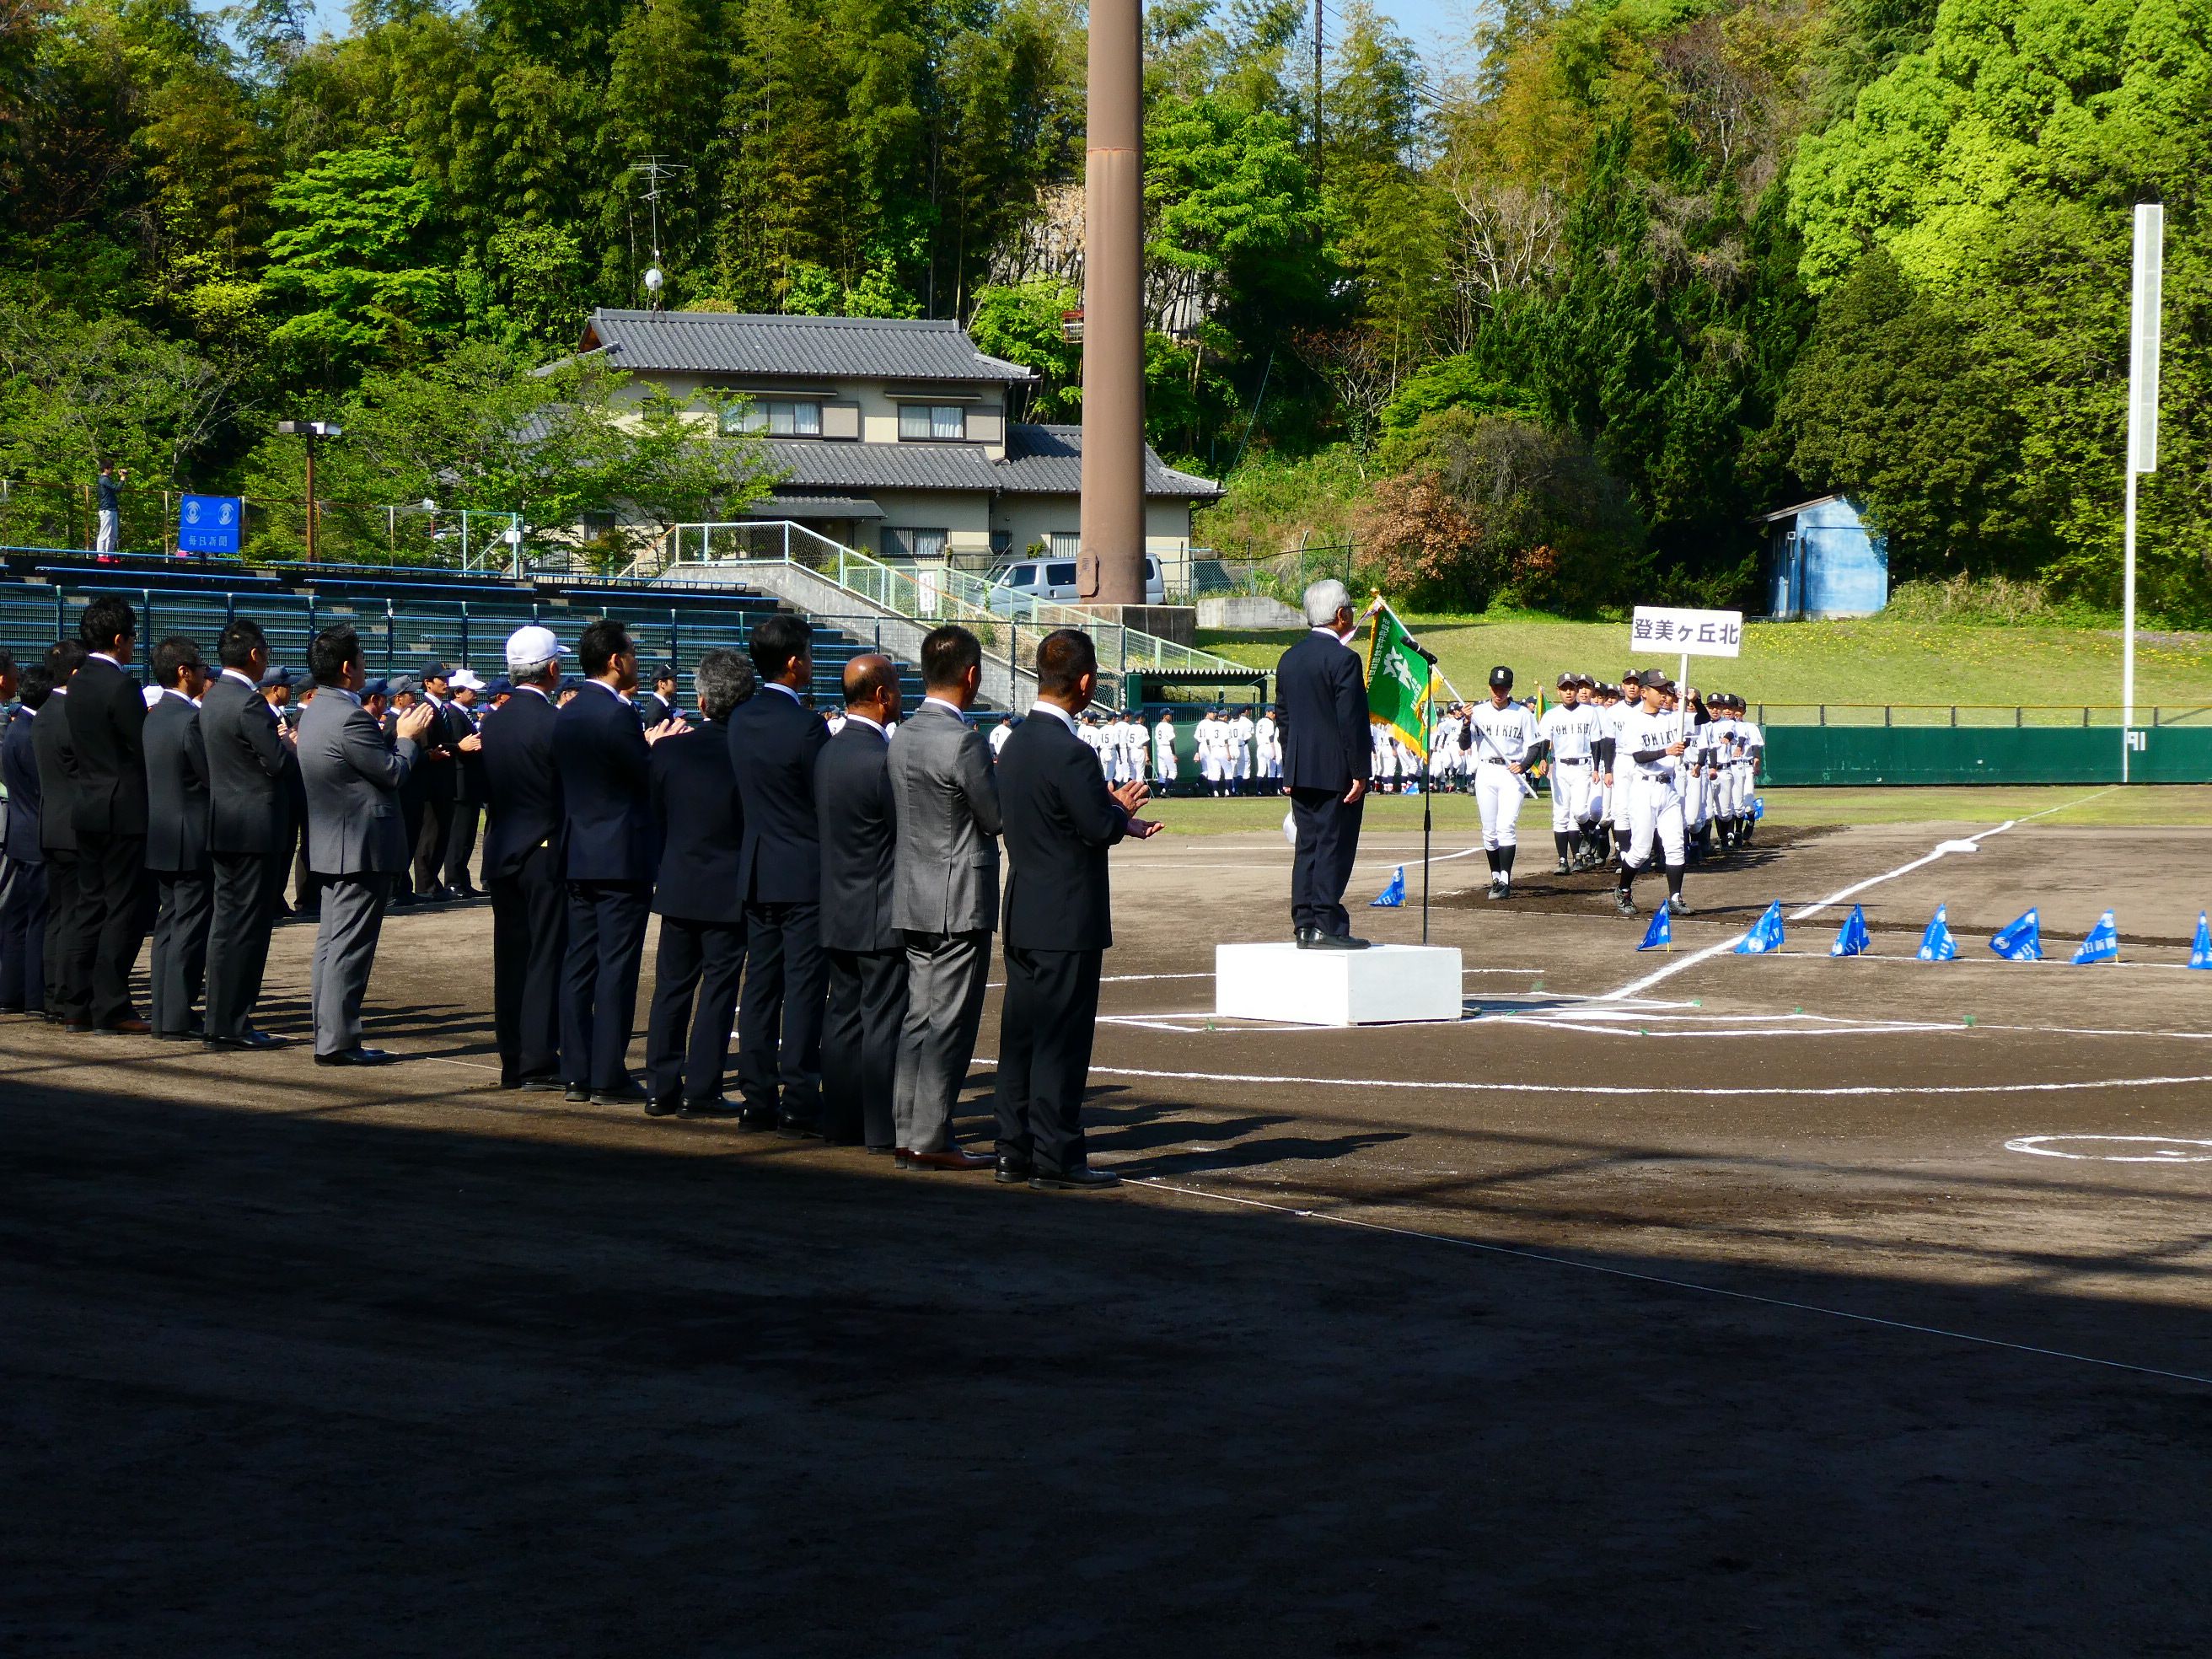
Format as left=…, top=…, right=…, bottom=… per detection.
left=884, top=625, right=1001, bottom=1170
left=142, top=636, right=212, bottom=1039
left=298, top=625, right=437, bottom=1066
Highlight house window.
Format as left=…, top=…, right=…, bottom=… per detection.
left=725, top=399, right=823, bottom=437
left=898, top=404, right=967, bottom=441
left=581, top=511, right=619, bottom=537
left=882, top=527, right=949, bottom=561
left=1044, top=531, right=1080, bottom=558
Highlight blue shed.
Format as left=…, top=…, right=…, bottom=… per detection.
left=1758, top=495, right=1887, bottom=619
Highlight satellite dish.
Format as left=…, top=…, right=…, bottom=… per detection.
left=643, top=266, right=664, bottom=293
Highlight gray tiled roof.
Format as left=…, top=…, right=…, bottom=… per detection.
left=759, top=425, right=1221, bottom=501
left=579, top=309, right=1036, bottom=384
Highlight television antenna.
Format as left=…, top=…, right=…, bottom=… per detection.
left=625, top=156, right=690, bottom=309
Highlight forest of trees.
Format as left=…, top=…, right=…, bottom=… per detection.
left=1, top=0, right=2206, bottom=615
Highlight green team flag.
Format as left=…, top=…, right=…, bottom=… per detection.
left=1366, top=601, right=1437, bottom=761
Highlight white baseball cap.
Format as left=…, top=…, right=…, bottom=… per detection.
left=449, top=667, right=486, bottom=691
left=504, top=625, right=565, bottom=671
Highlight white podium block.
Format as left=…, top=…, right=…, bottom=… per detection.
left=1214, top=942, right=1464, bottom=1028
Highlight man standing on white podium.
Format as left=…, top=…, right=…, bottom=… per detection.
left=1275, top=579, right=1371, bottom=950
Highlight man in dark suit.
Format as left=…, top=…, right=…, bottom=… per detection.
left=31, top=641, right=89, bottom=1026
left=1275, top=579, right=1372, bottom=950
left=642, top=648, right=752, bottom=1118
left=0, top=658, right=47, bottom=1013
left=411, top=662, right=460, bottom=899
left=642, top=663, right=679, bottom=727
left=993, top=628, right=1160, bottom=1191
left=552, top=618, right=685, bottom=1105
left=440, top=668, right=486, bottom=897
left=481, top=629, right=568, bottom=1091
left=201, top=620, right=295, bottom=1050
left=812, top=652, right=906, bottom=1151
left=65, top=594, right=152, bottom=1033
left=886, top=625, right=1001, bottom=1170
left=298, top=626, right=438, bottom=1065
left=727, top=612, right=830, bottom=1136
left=142, top=636, right=212, bottom=1039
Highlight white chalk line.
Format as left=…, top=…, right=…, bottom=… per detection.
left=2007, top=1135, right=2212, bottom=1162
left=1597, top=788, right=2119, bottom=1003
left=1129, top=1178, right=2212, bottom=1390
left=1006, top=1058, right=2212, bottom=1100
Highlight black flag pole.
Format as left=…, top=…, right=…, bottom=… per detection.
left=1408, top=637, right=1441, bottom=945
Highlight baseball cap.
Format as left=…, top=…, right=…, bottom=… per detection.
left=257, top=665, right=293, bottom=690
left=361, top=676, right=389, bottom=700
left=652, top=661, right=676, bottom=682
left=388, top=674, right=421, bottom=697
left=419, top=660, right=450, bottom=681
left=505, top=625, right=566, bottom=671
left=450, top=667, right=486, bottom=692
left=485, top=676, right=513, bottom=698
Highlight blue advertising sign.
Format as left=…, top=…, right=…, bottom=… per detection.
left=177, top=493, right=243, bottom=555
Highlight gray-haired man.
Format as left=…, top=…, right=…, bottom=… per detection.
left=885, top=625, right=1000, bottom=1169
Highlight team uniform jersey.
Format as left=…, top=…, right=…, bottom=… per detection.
left=990, top=721, right=1013, bottom=756
left=1152, top=720, right=1178, bottom=782
left=1618, top=704, right=1689, bottom=867
left=1464, top=699, right=1539, bottom=853
left=1538, top=701, right=1598, bottom=832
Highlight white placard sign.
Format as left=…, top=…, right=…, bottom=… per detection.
left=1629, top=606, right=1742, bottom=658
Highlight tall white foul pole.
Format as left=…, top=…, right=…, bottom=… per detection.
left=2123, top=201, right=2163, bottom=783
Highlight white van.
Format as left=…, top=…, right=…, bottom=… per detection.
left=989, top=553, right=1165, bottom=610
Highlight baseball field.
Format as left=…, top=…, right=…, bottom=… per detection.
left=7, top=789, right=2209, bottom=1655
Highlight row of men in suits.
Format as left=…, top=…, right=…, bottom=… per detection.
left=473, top=614, right=1159, bottom=1188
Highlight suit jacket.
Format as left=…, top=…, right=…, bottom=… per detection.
left=643, top=689, right=679, bottom=727
left=415, top=694, right=459, bottom=804
left=448, top=700, right=486, bottom=803
left=648, top=722, right=744, bottom=925
left=553, top=681, right=656, bottom=883
left=30, top=693, right=78, bottom=856
left=142, top=692, right=211, bottom=874
left=727, top=685, right=829, bottom=905
left=299, top=688, right=419, bottom=876
left=2, top=705, right=41, bottom=862
left=480, top=688, right=562, bottom=880
left=1275, top=630, right=1371, bottom=794
left=201, top=670, right=292, bottom=856
left=66, top=653, right=149, bottom=838
left=996, top=708, right=1126, bottom=953
left=886, top=701, right=1001, bottom=936
left=813, top=717, right=899, bottom=952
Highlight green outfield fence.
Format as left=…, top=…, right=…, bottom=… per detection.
left=1759, top=709, right=2212, bottom=786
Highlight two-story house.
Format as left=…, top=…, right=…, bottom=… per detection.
left=566, top=308, right=1221, bottom=576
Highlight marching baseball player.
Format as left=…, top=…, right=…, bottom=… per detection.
left=1537, top=672, right=1598, bottom=872
left=1152, top=709, right=1178, bottom=792
left=1253, top=706, right=1280, bottom=793
left=1614, top=674, right=1691, bottom=917
left=1230, top=706, right=1255, bottom=795
left=1466, top=665, right=1541, bottom=899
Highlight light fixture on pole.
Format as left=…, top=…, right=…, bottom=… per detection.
left=2122, top=202, right=2162, bottom=784
left=276, top=419, right=343, bottom=565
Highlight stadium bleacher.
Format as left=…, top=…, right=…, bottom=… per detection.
left=0, top=552, right=928, bottom=707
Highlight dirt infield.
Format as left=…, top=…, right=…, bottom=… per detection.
left=7, top=796, right=2211, bottom=1655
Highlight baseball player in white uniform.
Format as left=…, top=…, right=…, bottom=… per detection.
left=1537, top=672, right=1598, bottom=872
left=1614, top=674, right=1691, bottom=917
left=1465, top=665, right=1541, bottom=899
left=1252, top=709, right=1279, bottom=792
left=1601, top=668, right=1645, bottom=866
left=990, top=715, right=1014, bottom=757
left=1230, top=708, right=1254, bottom=793
left=1152, top=710, right=1178, bottom=790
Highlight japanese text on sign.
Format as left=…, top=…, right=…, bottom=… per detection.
left=1629, top=605, right=1742, bottom=658
left=177, top=494, right=243, bottom=555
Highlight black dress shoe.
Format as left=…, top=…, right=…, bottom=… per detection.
left=564, top=1083, right=591, bottom=1103
left=513, top=1074, right=566, bottom=1093
left=737, top=1107, right=778, bottom=1131
left=776, top=1117, right=821, bottom=1140
left=995, top=1153, right=1035, bottom=1184
left=679, top=1097, right=744, bottom=1119
left=593, top=1081, right=647, bottom=1106
left=865, top=1143, right=895, bottom=1155
left=314, top=1046, right=395, bottom=1067
left=1031, top=1163, right=1123, bottom=1191
left=206, top=1029, right=287, bottom=1052
left=1306, top=931, right=1371, bottom=951
left=644, top=1095, right=684, bottom=1118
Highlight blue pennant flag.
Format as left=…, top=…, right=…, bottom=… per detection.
left=1734, top=900, right=1785, bottom=955
left=1830, top=905, right=1871, bottom=958
left=1989, top=907, right=2043, bottom=962
left=2193, top=912, right=2212, bottom=970
left=1748, top=796, right=1765, bottom=821
left=1638, top=905, right=1672, bottom=951
left=1917, top=905, right=1957, bottom=962
left=2071, top=910, right=2119, bottom=965
left=1369, top=866, right=1406, bottom=908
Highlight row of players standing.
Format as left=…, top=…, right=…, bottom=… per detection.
left=977, top=707, right=1287, bottom=798
left=1443, top=664, right=1764, bottom=915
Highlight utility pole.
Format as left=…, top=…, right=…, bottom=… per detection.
left=1313, top=0, right=1324, bottom=181
left=1077, top=0, right=1145, bottom=609
left=276, top=420, right=341, bottom=565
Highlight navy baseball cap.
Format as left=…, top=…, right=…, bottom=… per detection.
left=257, top=665, right=293, bottom=690
left=486, top=676, right=513, bottom=698
left=419, top=661, right=450, bottom=681
left=361, top=677, right=389, bottom=700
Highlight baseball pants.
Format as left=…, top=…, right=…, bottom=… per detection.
left=1476, top=763, right=1524, bottom=850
